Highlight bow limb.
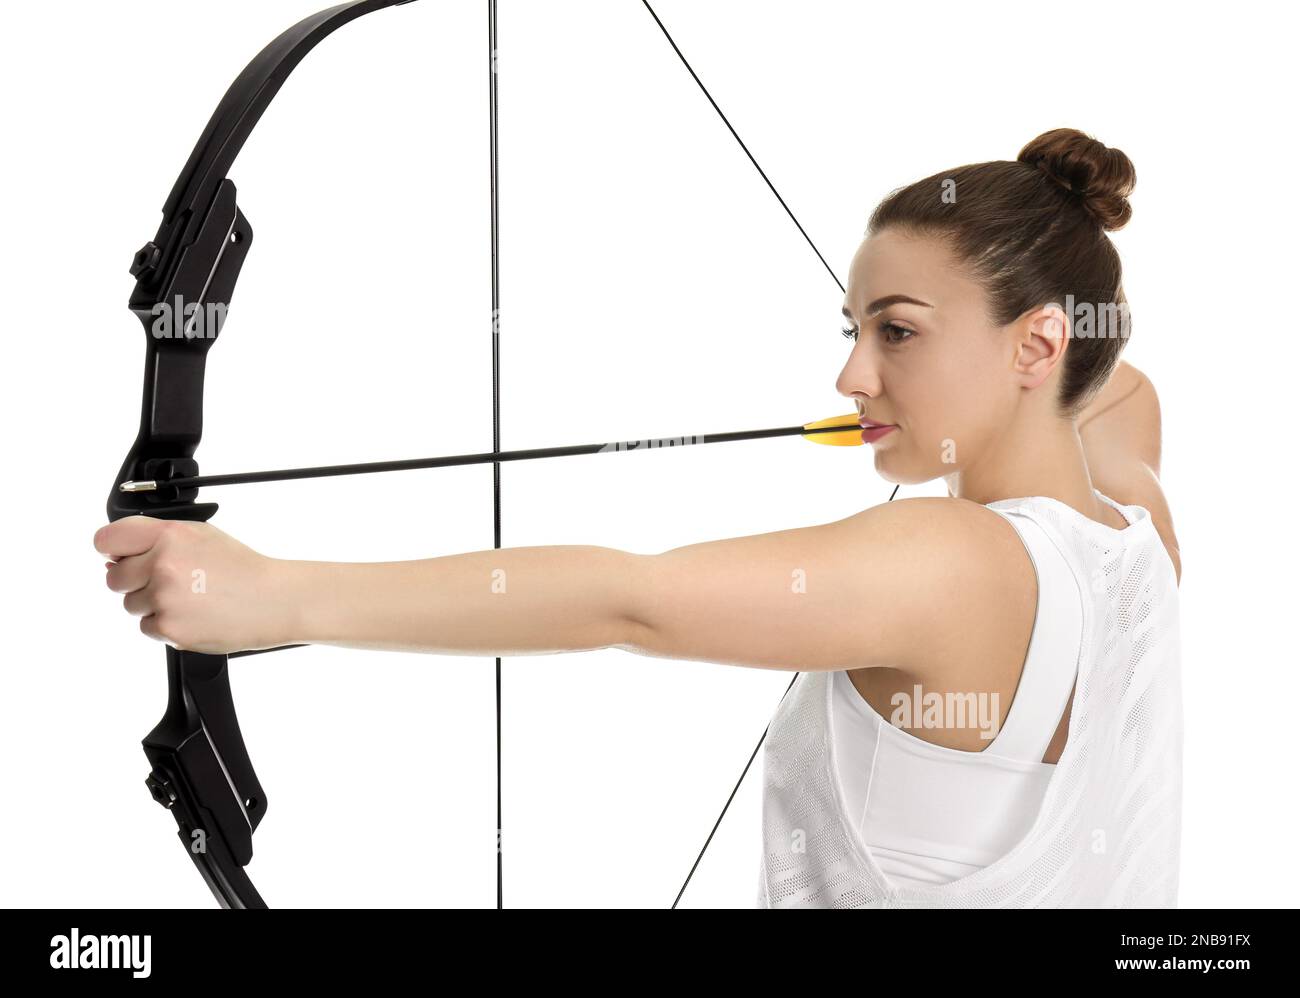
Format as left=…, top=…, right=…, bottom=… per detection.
left=108, top=0, right=419, bottom=910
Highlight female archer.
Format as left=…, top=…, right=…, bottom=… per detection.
left=96, top=127, right=1183, bottom=908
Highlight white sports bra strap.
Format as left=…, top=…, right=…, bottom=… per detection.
left=980, top=510, right=1085, bottom=764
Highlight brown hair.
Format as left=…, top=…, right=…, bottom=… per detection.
left=867, top=128, right=1137, bottom=416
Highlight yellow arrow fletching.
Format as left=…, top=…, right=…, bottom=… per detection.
left=801, top=413, right=864, bottom=447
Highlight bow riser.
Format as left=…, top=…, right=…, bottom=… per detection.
left=109, top=177, right=264, bottom=909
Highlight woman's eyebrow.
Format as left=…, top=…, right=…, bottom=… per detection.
left=843, top=295, right=934, bottom=321
left=865, top=294, right=934, bottom=317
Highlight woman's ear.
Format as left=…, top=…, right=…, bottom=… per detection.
left=1013, top=303, right=1070, bottom=389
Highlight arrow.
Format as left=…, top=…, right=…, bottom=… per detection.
left=119, top=414, right=865, bottom=494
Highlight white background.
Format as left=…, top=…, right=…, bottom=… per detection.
left=0, top=0, right=1294, bottom=908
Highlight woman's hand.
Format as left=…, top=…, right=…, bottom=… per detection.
left=95, top=516, right=294, bottom=654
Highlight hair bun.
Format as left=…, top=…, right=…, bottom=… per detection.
left=1018, top=128, right=1136, bottom=231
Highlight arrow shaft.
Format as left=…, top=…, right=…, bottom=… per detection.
left=123, top=422, right=852, bottom=492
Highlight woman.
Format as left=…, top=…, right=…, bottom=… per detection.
left=96, top=127, right=1183, bottom=908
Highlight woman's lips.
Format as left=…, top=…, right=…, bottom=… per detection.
left=860, top=424, right=896, bottom=444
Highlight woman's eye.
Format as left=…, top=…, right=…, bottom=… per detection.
left=842, top=320, right=914, bottom=344
left=880, top=321, right=914, bottom=344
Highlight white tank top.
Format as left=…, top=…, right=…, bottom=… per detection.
left=757, top=491, right=1183, bottom=908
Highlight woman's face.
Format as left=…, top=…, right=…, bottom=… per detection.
left=836, top=228, right=1028, bottom=487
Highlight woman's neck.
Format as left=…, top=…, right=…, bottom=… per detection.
left=944, top=417, right=1121, bottom=528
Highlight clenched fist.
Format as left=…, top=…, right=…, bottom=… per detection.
left=95, top=517, right=295, bottom=654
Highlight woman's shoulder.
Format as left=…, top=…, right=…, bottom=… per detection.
left=863, top=494, right=1035, bottom=562
left=870, top=493, right=1037, bottom=538
left=854, top=496, right=1039, bottom=684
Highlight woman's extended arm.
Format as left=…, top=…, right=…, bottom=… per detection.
left=96, top=497, right=1032, bottom=676
left=285, top=544, right=643, bottom=656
